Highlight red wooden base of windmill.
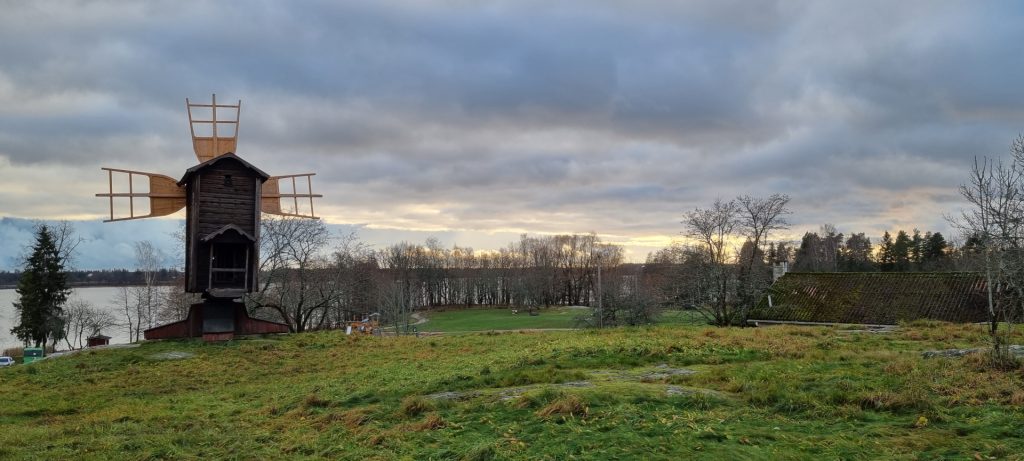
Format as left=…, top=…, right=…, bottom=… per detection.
left=144, top=299, right=289, bottom=341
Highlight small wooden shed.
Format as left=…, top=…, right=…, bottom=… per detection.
left=86, top=335, right=111, bottom=347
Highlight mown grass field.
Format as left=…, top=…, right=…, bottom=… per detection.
left=1, top=321, right=1023, bottom=460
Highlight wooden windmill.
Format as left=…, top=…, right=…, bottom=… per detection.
left=97, top=95, right=322, bottom=340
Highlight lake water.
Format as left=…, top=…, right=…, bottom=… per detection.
left=0, top=286, right=135, bottom=350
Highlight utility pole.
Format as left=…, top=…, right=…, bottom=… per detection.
left=596, top=254, right=603, bottom=328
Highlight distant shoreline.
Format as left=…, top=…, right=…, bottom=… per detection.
left=0, top=282, right=178, bottom=290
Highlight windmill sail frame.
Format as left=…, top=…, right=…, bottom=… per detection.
left=187, top=94, right=241, bottom=163
left=261, top=173, right=324, bottom=218
left=95, top=168, right=186, bottom=222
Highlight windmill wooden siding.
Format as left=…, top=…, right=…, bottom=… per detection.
left=749, top=272, right=989, bottom=325
left=180, top=153, right=269, bottom=294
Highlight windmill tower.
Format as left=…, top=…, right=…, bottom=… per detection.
left=97, top=95, right=322, bottom=341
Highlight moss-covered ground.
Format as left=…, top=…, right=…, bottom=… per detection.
left=1, top=320, right=1022, bottom=460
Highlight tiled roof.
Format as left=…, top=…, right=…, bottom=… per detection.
left=749, top=272, right=989, bottom=325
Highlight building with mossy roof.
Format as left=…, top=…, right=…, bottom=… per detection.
left=749, top=272, right=989, bottom=325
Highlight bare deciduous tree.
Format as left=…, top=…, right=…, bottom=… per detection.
left=61, top=298, right=117, bottom=350
left=950, top=138, right=1024, bottom=366
left=113, top=286, right=147, bottom=342
left=684, top=198, right=742, bottom=326
left=682, top=195, right=790, bottom=326
left=133, top=240, right=163, bottom=331
left=247, top=215, right=345, bottom=332
left=736, top=194, right=791, bottom=319
left=377, top=242, right=420, bottom=334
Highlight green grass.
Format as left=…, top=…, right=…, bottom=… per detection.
left=418, top=306, right=706, bottom=332
left=418, top=306, right=582, bottom=332
left=1, top=321, right=1023, bottom=460
left=655, top=309, right=707, bottom=326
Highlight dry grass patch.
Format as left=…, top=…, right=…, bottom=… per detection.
left=415, top=413, right=447, bottom=431
left=399, top=396, right=434, bottom=417
left=535, top=394, right=588, bottom=419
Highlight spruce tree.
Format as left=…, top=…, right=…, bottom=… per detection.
left=910, top=229, right=924, bottom=269
left=840, top=233, right=875, bottom=272
left=878, top=231, right=895, bottom=272
left=892, top=230, right=913, bottom=272
left=922, top=232, right=951, bottom=270
left=11, top=225, right=70, bottom=348
left=793, top=232, right=823, bottom=271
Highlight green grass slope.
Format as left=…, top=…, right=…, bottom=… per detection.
left=1, top=322, right=1022, bottom=460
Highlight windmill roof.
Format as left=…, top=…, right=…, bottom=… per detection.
left=201, top=224, right=257, bottom=242
left=178, top=152, right=270, bottom=186
left=749, top=272, right=989, bottom=325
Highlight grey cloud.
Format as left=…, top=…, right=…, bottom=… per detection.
left=2, top=1, right=1024, bottom=265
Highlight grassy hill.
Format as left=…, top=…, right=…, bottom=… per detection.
left=1, top=321, right=1022, bottom=460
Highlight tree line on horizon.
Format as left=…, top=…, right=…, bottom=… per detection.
left=7, top=216, right=979, bottom=349
left=2, top=195, right=997, bottom=349
left=244, top=220, right=642, bottom=334
left=780, top=226, right=960, bottom=273
left=0, top=268, right=183, bottom=288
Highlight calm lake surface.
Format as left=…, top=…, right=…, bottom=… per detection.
left=0, top=286, right=134, bottom=350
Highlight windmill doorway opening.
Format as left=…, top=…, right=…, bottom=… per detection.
left=210, top=243, right=248, bottom=290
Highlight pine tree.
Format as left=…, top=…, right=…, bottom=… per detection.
left=878, top=231, right=895, bottom=272
left=840, top=233, right=875, bottom=271
left=892, top=230, right=913, bottom=272
left=922, top=232, right=951, bottom=270
left=793, top=232, right=823, bottom=271
left=10, top=225, right=70, bottom=348
left=910, top=229, right=924, bottom=269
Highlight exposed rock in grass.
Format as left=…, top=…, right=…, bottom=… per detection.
left=560, top=381, right=592, bottom=388
left=592, top=365, right=698, bottom=383
left=641, top=365, right=697, bottom=381
left=426, top=390, right=479, bottom=401
left=922, top=345, right=1024, bottom=359
left=148, top=351, right=194, bottom=360
left=666, top=386, right=688, bottom=396
left=665, top=385, right=728, bottom=399
left=498, top=387, right=531, bottom=401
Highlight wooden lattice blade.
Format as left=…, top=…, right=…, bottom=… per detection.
left=261, top=174, right=323, bottom=218
left=187, top=94, right=240, bottom=163
left=96, top=168, right=185, bottom=222
left=192, top=137, right=238, bottom=163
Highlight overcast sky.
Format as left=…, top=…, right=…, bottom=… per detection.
left=2, top=1, right=1024, bottom=270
